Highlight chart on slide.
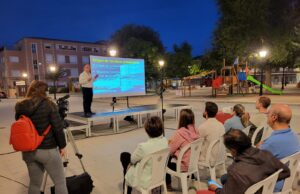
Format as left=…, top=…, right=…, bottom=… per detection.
left=90, top=56, right=146, bottom=97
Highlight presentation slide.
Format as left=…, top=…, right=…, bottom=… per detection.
left=90, top=56, right=146, bottom=97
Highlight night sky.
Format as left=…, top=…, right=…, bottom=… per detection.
left=0, top=0, right=219, bottom=55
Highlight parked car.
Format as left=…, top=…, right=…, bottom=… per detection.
left=0, top=91, right=7, bottom=98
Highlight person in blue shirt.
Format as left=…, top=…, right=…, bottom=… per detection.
left=224, top=104, right=250, bottom=132
left=259, top=104, right=300, bottom=192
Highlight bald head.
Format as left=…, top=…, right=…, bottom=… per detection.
left=269, top=104, right=292, bottom=124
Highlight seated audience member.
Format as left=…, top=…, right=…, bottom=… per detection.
left=259, top=104, right=300, bottom=192
left=208, top=129, right=290, bottom=194
left=166, top=109, right=199, bottom=189
left=249, top=96, right=271, bottom=144
left=224, top=104, right=250, bottom=132
left=250, top=96, right=271, bottom=127
left=120, top=116, right=168, bottom=194
left=198, top=102, right=225, bottom=164
left=215, top=107, right=233, bottom=124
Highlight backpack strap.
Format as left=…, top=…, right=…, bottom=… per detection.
left=30, top=99, right=52, bottom=136
left=42, top=125, right=51, bottom=136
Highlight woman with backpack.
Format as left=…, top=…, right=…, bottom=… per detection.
left=14, top=80, right=68, bottom=194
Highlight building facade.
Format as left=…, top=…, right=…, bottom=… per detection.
left=0, top=37, right=108, bottom=97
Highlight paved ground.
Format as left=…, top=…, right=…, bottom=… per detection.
left=0, top=88, right=299, bottom=194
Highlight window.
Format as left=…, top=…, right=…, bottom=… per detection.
left=11, top=70, right=21, bottom=77
left=82, top=56, right=89, bottom=64
left=32, top=44, right=37, bottom=53
left=65, top=56, right=70, bottom=63
left=70, top=68, right=78, bottom=77
left=9, top=56, right=19, bottom=63
left=56, top=44, right=77, bottom=51
left=33, top=64, right=38, bottom=69
left=57, top=55, right=65, bottom=64
left=34, top=75, right=39, bottom=80
left=81, top=46, right=92, bottom=52
left=45, top=54, right=54, bottom=63
left=70, top=55, right=77, bottom=64
left=33, top=59, right=37, bottom=65
left=44, top=43, right=51, bottom=49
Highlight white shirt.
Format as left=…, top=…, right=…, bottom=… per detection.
left=79, top=71, right=93, bottom=88
left=197, top=118, right=225, bottom=165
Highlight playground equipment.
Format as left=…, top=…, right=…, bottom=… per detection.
left=247, top=75, right=283, bottom=95
left=211, top=61, right=283, bottom=97
left=212, top=65, right=245, bottom=97
left=181, top=71, right=214, bottom=97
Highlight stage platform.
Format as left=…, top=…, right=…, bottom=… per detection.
left=67, top=104, right=192, bottom=137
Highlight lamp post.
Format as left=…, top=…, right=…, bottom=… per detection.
left=49, top=65, right=57, bottom=99
left=158, top=60, right=165, bottom=123
left=258, top=49, right=267, bottom=96
left=281, top=67, right=285, bottom=90
left=109, top=48, right=117, bottom=57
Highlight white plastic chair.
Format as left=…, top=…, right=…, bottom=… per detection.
left=245, top=169, right=283, bottom=194
left=124, top=148, right=170, bottom=194
left=166, top=138, right=204, bottom=194
left=198, top=137, right=227, bottom=180
left=261, top=125, right=272, bottom=142
left=274, top=151, right=300, bottom=194
left=251, top=126, right=264, bottom=146
left=242, top=125, right=252, bottom=136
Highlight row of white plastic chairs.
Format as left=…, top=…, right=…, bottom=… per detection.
left=125, top=136, right=300, bottom=194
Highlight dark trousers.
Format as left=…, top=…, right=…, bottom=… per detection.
left=166, top=157, right=177, bottom=185
left=82, top=87, right=93, bottom=113
left=120, top=152, right=132, bottom=194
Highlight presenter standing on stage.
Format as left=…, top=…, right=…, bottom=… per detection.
left=79, top=64, right=98, bottom=117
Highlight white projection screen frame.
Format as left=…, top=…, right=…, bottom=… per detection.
left=90, top=56, right=146, bottom=98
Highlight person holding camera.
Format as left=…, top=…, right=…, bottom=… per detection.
left=15, top=80, right=68, bottom=194
left=79, top=64, right=99, bottom=117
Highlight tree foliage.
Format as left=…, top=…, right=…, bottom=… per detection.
left=205, top=0, right=300, bottom=86
left=165, top=42, right=193, bottom=78
left=111, top=24, right=165, bottom=81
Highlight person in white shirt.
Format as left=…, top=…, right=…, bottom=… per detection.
left=250, top=96, right=270, bottom=127
left=79, top=64, right=98, bottom=117
left=198, top=102, right=225, bottom=165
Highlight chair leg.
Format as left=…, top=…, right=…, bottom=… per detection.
left=163, top=183, right=168, bottom=194
left=124, top=184, right=127, bottom=194
left=180, top=176, right=188, bottom=194
left=209, top=166, right=216, bottom=180
left=196, top=171, right=200, bottom=189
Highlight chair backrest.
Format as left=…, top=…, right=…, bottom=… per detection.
left=205, top=136, right=226, bottom=166
left=244, top=169, right=283, bottom=194
left=251, top=126, right=264, bottom=146
left=176, top=138, right=204, bottom=173
left=137, top=148, right=170, bottom=187
left=242, top=125, right=252, bottom=136
left=280, top=151, right=300, bottom=192
left=261, top=125, right=272, bottom=142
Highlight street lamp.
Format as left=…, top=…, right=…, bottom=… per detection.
left=158, top=60, right=165, bottom=123
left=109, top=48, right=117, bottom=57
left=258, top=49, right=268, bottom=96
left=49, top=65, right=57, bottom=99
left=22, top=73, right=28, bottom=78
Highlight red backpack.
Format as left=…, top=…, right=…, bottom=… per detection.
left=10, top=100, right=51, bottom=151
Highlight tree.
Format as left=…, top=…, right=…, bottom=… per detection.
left=46, top=67, right=68, bottom=99
left=209, top=0, right=300, bottom=87
left=111, top=24, right=165, bottom=83
left=166, top=42, right=193, bottom=79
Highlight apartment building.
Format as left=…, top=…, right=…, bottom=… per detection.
left=0, top=37, right=108, bottom=97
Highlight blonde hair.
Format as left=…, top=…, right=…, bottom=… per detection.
left=233, top=104, right=250, bottom=127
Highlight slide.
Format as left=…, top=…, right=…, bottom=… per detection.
left=247, top=75, right=283, bottom=95
left=90, top=56, right=146, bottom=97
